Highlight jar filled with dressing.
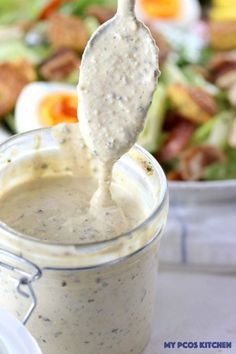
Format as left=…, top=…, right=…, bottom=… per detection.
left=0, top=126, right=168, bottom=354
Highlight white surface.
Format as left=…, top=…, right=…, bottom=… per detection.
left=146, top=270, right=236, bottom=354
left=160, top=201, right=236, bottom=269
left=160, top=180, right=236, bottom=269
left=0, top=308, right=41, bottom=354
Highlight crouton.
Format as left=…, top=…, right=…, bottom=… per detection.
left=209, top=20, right=236, bottom=51
left=0, top=62, right=34, bottom=118
left=48, top=14, right=89, bottom=52
left=168, top=84, right=217, bottom=124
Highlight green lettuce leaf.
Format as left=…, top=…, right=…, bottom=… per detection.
left=182, top=66, right=220, bottom=96
left=207, top=111, right=234, bottom=149
left=138, top=83, right=167, bottom=153
left=161, top=61, right=188, bottom=86
left=3, top=112, right=16, bottom=134
left=0, top=0, right=47, bottom=24
left=190, top=118, right=217, bottom=145
left=0, top=39, right=51, bottom=64
left=59, top=0, right=116, bottom=16
left=204, top=148, right=236, bottom=180
left=83, top=16, right=100, bottom=35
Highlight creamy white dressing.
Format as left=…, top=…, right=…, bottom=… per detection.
left=0, top=173, right=144, bottom=244
left=4, top=0, right=159, bottom=243
left=78, top=0, right=159, bottom=210
left=0, top=0, right=159, bottom=242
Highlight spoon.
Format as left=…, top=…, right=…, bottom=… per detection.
left=78, top=0, right=159, bottom=164
left=78, top=0, right=159, bottom=211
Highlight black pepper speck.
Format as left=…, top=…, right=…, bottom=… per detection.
left=112, top=329, right=119, bottom=333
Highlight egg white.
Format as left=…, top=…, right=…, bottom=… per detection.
left=15, top=82, right=76, bottom=134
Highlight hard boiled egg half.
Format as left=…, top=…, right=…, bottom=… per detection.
left=15, top=82, right=78, bottom=133
left=137, top=0, right=201, bottom=27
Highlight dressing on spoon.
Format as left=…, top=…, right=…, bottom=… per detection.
left=0, top=1, right=160, bottom=246
left=78, top=0, right=159, bottom=212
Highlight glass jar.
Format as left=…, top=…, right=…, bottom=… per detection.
left=0, top=128, right=168, bottom=354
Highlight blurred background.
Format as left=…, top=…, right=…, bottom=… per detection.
left=1, top=3, right=236, bottom=350
left=0, top=0, right=236, bottom=183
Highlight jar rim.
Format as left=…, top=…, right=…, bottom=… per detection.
left=0, top=127, right=168, bottom=267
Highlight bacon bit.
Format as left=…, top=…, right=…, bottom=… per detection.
left=86, top=5, right=115, bottom=24
left=157, top=121, right=195, bottom=162
left=212, top=62, right=236, bottom=81
left=209, top=52, right=236, bottom=88
left=167, top=170, right=183, bottom=181
left=187, top=86, right=217, bottom=117
left=163, top=112, right=185, bottom=132
left=180, top=145, right=225, bottom=181
left=39, top=48, right=80, bottom=81
left=209, top=51, right=236, bottom=74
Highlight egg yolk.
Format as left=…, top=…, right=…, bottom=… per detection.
left=140, top=0, right=180, bottom=19
left=39, top=93, right=78, bottom=126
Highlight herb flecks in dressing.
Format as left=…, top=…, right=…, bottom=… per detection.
left=0, top=0, right=159, bottom=244
left=78, top=0, right=159, bottom=212
left=0, top=173, right=143, bottom=243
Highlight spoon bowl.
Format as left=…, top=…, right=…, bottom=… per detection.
left=78, top=0, right=159, bottom=163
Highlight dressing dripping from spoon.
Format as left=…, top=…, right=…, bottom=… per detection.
left=78, top=0, right=159, bottom=234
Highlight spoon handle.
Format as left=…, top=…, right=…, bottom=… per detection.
left=117, top=0, right=136, bottom=16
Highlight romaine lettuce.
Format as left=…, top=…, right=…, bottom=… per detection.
left=204, top=148, right=236, bottom=180
left=138, top=83, right=167, bottom=153
left=0, top=0, right=47, bottom=25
